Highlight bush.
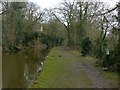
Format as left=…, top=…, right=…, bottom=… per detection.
left=80, top=37, right=92, bottom=56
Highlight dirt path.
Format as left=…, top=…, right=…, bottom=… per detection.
left=56, top=46, right=115, bottom=88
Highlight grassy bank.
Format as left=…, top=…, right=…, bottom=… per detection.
left=30, top=47, right=93, bottom=88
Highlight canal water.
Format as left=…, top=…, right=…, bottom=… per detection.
left=2, top=47, right=48, bottom=88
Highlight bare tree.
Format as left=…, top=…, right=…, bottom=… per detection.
left=52, top=0, right=77, bottom=47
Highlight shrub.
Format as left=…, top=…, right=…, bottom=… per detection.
left=80, top=37, right=92, bottom=56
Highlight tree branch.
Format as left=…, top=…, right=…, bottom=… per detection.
left=52, top=12, right=67, bottom=29
left=101, top=6, right=117, bottom=15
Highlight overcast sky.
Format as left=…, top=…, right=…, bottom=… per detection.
left=28, top=0, right=119, bottom=9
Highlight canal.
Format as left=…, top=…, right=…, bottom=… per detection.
left=2, top=47, right=48, bottom=88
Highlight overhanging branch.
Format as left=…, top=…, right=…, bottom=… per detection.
left=101, top=6, right=117, bottom=15
left=52, top=12, right=68, bottom=29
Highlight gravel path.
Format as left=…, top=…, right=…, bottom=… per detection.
left=56, top=46, right=116, bottom=88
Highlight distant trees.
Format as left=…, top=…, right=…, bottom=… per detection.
left=1, top=2, right=45, bottom=51
left=51, top=1, right=106, bottom=49
left=40, top=18, right=65, bottom=47
left=52, top=0, right=77, bottom=47
left=1, top=1, right=65, bottom=52
left=2, top=2, right=27, bottom=51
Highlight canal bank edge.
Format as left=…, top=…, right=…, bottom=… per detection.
left=29, top=47, right=57, bottom=88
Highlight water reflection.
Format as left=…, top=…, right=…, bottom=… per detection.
left=2, top=47, right=47, bottom=88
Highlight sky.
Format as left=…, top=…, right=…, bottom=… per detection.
left=28, top=0, right=119, bottom=9
left=28, top=0, right=62, bottom=9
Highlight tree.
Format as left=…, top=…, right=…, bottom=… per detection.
left=2, top=2, right=27, bottom=50
left=2, top=2, right=44, bottom=51
left=51, top=0, right=77, bottom=47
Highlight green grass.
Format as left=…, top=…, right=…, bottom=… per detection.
left=30, top=47, right=93, bottom=88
